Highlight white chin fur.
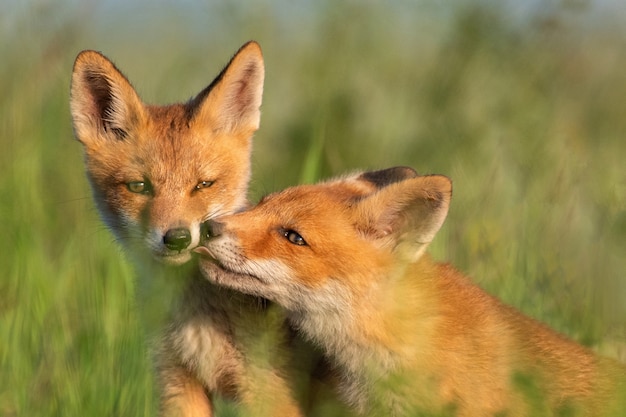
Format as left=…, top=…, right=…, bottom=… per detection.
left=155, top=250, right=193, bottom=266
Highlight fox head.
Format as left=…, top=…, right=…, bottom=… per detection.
left=195, top=167, right=452, bottom=311
left=70, top=42, right=264, bottom=265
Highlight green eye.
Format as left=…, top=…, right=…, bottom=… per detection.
left=126, top=181, right=152, bottom=195
left=195, top=180, right=214, bottom=191
left=284, top=229, right=307, bottom=246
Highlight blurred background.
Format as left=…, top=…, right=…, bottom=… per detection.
left=1, top=0, right=625, bottom=415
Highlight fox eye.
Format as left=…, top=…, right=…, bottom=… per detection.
left=127, top=181, right=152, bottom=195
left=195, top=180, right=214, bottom=191
left=284, top=229, right=307, bottom=246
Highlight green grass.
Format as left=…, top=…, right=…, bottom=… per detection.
left=1, top=1, right=625, bottom=416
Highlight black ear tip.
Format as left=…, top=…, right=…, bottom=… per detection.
left=359, top=166, right=418, bottom=188
left=390, top=166, right=418, bottom=179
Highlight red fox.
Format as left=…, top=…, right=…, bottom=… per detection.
left=71, top=42, right=304, bottom=416
left=196, top=167, right=626, bottom=416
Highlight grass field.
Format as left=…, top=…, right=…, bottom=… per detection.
left=1, top=1, right=625, bottom=416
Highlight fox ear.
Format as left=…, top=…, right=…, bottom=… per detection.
left=357, top=166, right=418, bottom=189
left=190, top=41, right=264, bottom=135
left=70, top=50, right=145, bottom=145
left=356, top=175, right=452, bottom=262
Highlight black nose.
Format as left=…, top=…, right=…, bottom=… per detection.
left=201, top=219, right=224, bottom=240
left=163, top=228, right=191, bottom=251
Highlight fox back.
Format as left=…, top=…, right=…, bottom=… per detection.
left=70, top=42, right=264, bottom=265
left=197, top=167, right=626, bottom=416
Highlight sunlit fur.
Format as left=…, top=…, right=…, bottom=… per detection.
left=198, top=168, right=626, bottom=417
left=70, top=44, right=261, bottom=265
left=72, top=42, right=304, bottom=417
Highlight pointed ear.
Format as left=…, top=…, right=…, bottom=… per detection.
left=70, top=50, right=145, bottom=145
left=355, top=175, right=452, bottom=262
left=189, top=41, right=264, bottom=135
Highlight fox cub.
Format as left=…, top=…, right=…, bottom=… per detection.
left=196, top=167, right=626, bottom=417
left=71, top=43, right=303, bottom=416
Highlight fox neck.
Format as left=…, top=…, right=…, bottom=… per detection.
left=290, top=255, right=442, bottom=408
left=131, top=257, right=198, bottom=333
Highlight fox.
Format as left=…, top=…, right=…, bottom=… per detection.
left=70, top=42, right=305, bottom=416
left=195, top=167, right=626, bottom=417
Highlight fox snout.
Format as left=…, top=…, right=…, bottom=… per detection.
left=195, top=220, right=225, bottom=259
left=201, top=219, right=224, bottom=241
left=163, top=227, right=192, bottom=251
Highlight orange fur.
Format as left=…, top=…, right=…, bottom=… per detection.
left=71, top=43, right=304, bottom=416
left=197, top=167, right=626, bottom=416
left=70, top=43, right=262, bottom=264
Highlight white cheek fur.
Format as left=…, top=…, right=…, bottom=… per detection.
left=229, top=256, right=305, bottom=309
left=209, top=233, right=353, bottom=309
